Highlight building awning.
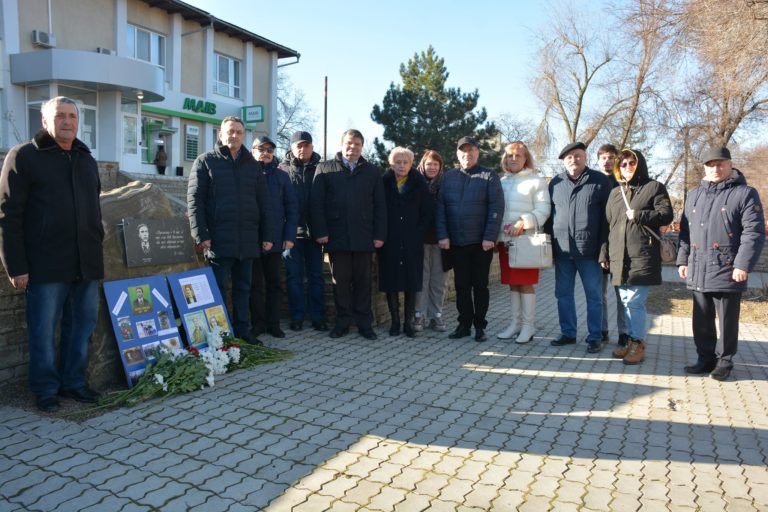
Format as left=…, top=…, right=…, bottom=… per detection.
left=10, top=49, right=165, bottom=102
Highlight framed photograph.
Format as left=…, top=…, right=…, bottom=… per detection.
left=184, top=311, right=209, bottom=349
left=123, top=346, right=145, bottom=366
left=141, top=341, right=162, bottom=363
left=118, top=317, right=134, bottom=342
left=128, top=284, right=153, bottom=315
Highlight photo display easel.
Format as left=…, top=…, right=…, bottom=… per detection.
left=167, top=267, right=232, bottom=352
left=103, top=276, right=181, bottom=387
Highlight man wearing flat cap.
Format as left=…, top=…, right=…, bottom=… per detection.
left=545, top=141, right=611, bottom=353
left=677, top=146, right=765, bottom=381
left=250, top=135, right=298, bottom=339
left=279, top=131, right=328, bottom=332
left=437, top=136, right=504, bottom=342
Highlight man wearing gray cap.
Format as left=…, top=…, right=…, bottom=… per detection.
left=279, top=131, right=328, bottom=332
left=677, top=146, right=765, bottom=381
left=545, top=141, right=611, bottom=353
left=437, top=136, right=504, bottom=342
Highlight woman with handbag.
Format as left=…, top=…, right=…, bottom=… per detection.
left=599, top=148, right=673, bottom=364
left=496, top=142, right=551, bottom=343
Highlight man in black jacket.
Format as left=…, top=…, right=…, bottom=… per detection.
left=310, top=129, right=386, bottom=340
left=678, top=147, right=765, bottom=380
left=187, top=117, right=275, bottom=344
left=546, top=142, right=611, bottom=353
left=279, top=131, right=328, bottom=332
left=0, top=96, right=104, bottom=412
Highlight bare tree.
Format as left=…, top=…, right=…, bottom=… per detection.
left=275, top=73, right=317, bottom=155
left=494, top=113, right=535, bottom=145
left=532, top=1, right=628, bottom=150
left=657, top=0, right=768, bottom=188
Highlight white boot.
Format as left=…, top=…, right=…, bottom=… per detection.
left=516, top=293, right=537, bottom=343
left=497, top=291, right=521, bottom=339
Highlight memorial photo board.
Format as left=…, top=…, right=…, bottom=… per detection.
left=123, top=217, right=197, bottom=268
left=168, top=267, right=232, bottom=351
left=104, top=276, right=181, bottom=387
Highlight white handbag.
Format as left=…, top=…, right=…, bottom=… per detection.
left=506, top=220, right=553, bottom=269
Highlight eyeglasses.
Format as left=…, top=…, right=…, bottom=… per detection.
left=620, top=161, right=637, bottom=168
left=253, top=146, right=275, bottom=154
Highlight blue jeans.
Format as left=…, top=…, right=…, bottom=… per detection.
left=618, top=285, right=650, bottom=341
left=210, top=257, right=253, bottom=339
left=283, top=239, right=326, bottom=322
left=26, top=280, right=99, bottom=399
left=554, top=257, right=603, bottom=341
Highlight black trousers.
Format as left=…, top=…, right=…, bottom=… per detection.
left=250, top=252, right=283, bottom=329
left=691, top=290, right=742, bottom=367
left=328, top=251, right=373, bottom=330
left=451, top=244, right=493, bottom=329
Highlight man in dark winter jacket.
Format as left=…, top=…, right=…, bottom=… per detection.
left=279, top=131, right=328, bottom=332
left=437, top=136, right=504, bottom=342
left=677, top=147, right=765, bottom=381
left=187, top=116, right=275, bottom=344
left=0, top=96, right=104, bottom=412
left=546, top=142, right=611, bottom=353
left=310, top=129, right=386, bottom=340
left=250, top=135, right=298, bottom=339
left=596, top=144, right=629, bottom=346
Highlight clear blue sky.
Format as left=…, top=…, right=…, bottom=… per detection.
left=187, top=0, right=553, bottom=157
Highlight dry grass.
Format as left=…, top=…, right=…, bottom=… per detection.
left=647, top=282, right=768, bottom=323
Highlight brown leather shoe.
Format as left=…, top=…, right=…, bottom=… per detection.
left=623, top=340, right=645, bottom=365
left=612, top=345, right=630, bottom=359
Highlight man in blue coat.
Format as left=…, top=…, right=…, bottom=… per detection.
left=546, top=142, right=611, bottom=353
left=250, top=135, right=298, bottom=339
left=437, top=136, right=504, bottom=342
left=677, top=147, right=765, bottom=381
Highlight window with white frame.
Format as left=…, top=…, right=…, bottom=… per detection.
left=127, top=24, right=165, bottom=68
left=214, top=54, right=241, bottom=98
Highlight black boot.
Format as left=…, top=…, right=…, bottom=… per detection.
left=386, top=292, right=400, bottom=336
left=403, top=292, right=416, bottom=338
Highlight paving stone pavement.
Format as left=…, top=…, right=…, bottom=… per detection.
left=1, top=268, right=768, bottom=511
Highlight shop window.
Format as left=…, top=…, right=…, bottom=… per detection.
left=185, top=125, right=200, bottom=161
left=127, top=25, right=165, bottom=69
left=26, top=85, right=50, bottom=139
left=214, top=54, right=241, bottom=98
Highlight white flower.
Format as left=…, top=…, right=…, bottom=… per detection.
left=153, top=373, right=168, bottom=392
left=206, top=372, right=215, bottom=387
left=227, top=347, right=241, bottom=365
left=200, top=348, right=229, bottom=375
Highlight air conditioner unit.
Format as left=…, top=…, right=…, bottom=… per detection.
left=96, top=47, right=116, bottom=56
left=31, top=30, right=56, bottom=48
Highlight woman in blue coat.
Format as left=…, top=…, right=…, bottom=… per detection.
left=378, top=147, right=433, bottom=337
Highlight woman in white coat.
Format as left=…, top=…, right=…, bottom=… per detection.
left=496, top=142, right=551, bottom=343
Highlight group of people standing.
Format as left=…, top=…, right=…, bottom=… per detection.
left=1, top=96, right=764, bottom=413
left=187, top=117, right=765, bottom=383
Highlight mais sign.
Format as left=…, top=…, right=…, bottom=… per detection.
left=183, top=98, right=216, bottom=115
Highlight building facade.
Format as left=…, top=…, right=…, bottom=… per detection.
left=0, top=0, right=299, bottom=175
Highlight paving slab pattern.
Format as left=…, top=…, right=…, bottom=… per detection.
left=1, top=268, right=767, bottom=511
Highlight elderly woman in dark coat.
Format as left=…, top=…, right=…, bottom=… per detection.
left=600, top=148, right=673, bottom=365
left=378, top=147, right=433, bottom=337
